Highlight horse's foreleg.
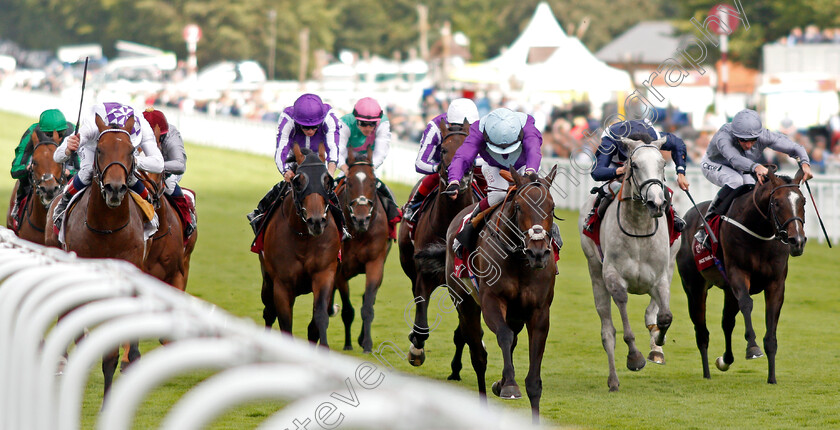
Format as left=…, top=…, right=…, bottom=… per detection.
left=728, top=269, right=762, bottom=360
left=592, top=276, right=619, bottom=391
left=763, top=281, right=785, bottom=384
left=482, top=295, right=519, bottom=400
left=261, top=269, right=277, bottom=329
left=719, top=288, right=739, bottom=371
left=604, top=272, right=645, bottom=373
left=448, top=326, right=465, bottom=381
left=644, top=299, right=665, bottom=365
left=407, top=275, right=435, bottom=366
left=334, top=273, right=354, bottom=351
left=358, top=259, right=385, bottom=353
left=458, top=297, right=487, bottom=401
left=102, top=348, right=120, bottom=398
left=525, top=308, right=550, bottom=424
left=681, top=272, right=711, bottom=378
left=311, top=270, right=335, bottom=348
left=272, top=284, right=295, bottom=334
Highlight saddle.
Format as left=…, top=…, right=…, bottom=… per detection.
left=250, top=182, right=290, bottom=254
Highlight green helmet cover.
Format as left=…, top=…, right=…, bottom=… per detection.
left=39, top=109, right=68, bottom=132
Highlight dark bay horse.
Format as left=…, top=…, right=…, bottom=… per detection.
left=45, top=115, right=149, bottom=395
left=676, top=167, right=807, bottom=384
left=397, top=119, right=475, bottom=367
left=444, top=166, right=558, bottom=423
left=260, top=144, right=340, bottom=347
left=333, top=148, right=391, bottom=352
left=6, top=130, right=66, bottom=244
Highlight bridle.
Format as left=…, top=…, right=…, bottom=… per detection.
left=489, top=181, right=554, bottom=255
left=343, top=160, right=377, bottom=222
left=291, top=162, right=331, bottom=228
left=28, top=141, right=67, bottom=202
left=617, top=144, right=667, bottom=238
left=740, top=182, right=805, bottom=244
left=93, top=129, right=135, bottom=202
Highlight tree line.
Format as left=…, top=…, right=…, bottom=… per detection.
left=2, top=0, right=837, bottom=79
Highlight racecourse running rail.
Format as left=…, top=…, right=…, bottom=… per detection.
left=0, top=227, right=534, bottom=430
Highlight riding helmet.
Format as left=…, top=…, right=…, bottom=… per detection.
left=353, top=97, right=382, bottom=123
left=38, top=109, right=67, bottom=132
left=143, top=108, right=169, bottom=134
left=731, top=109, right=763, bottom=139
left=292, top=93, right=329, bottom=127
left=481, top=108, right=528, bottom=154
left=446, top=98, right=479, bottom=125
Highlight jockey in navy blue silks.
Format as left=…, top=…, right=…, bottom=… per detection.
left=584, top=119, right=690, bottom=232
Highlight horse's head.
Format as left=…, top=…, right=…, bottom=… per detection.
left=438, top=119, right=472, bottom=191
left=94, top=115, right=136, bottom=208
left=509, top=165, right=558, bottom=269
left=620, top=133, right=667, bottom=217
left=344, top=148, right=377, bottom=233
left=756, top=166, right=807, bottom=256
left=291, top=144, right=333, bottom=237
left=28, top=130, right=65, bottom=206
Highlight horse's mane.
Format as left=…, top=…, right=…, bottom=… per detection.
left=284, top=147, right=321, bottom=165
left=627, top=132, right=652, bottom=144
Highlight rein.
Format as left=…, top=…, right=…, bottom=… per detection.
left=93, top=129, right=135, bottom=202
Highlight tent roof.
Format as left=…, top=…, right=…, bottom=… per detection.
left=521, top=38, right=633, bottom=92
left=595, top=21, right=690, bottom=64
left=488, top=2, right=567, bottom=70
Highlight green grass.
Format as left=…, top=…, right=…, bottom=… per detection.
left=2, top=110, right=839, bottom=429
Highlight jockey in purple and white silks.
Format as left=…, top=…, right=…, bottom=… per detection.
left=695, top=109, right=813, bottom=248
left=274, top=93, right=341, bottom=180
left=52, top=102, right=164, bottom=232
left=248, top=93, right=349, bottom=239
left=402, top=98, right=480, bottom=224
left=443, top=107, right=561, bottom=257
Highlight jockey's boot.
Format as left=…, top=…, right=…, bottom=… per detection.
left=404, top=173, right=439, bottom=224
left=328, top=190, right=352, bottom=241
left=454, top=201, right=489, bottom=259
left=171, top=194, right=196, bottom=237
left=53, top=178, right=83, bottom=234
left=694, top=186, right=734, bottom=250
left=376, top=179, right=402, bottom=239
left=550, top=223, right=563, bottom=249
left=247, top=182, right=287, bottom=235
left=129, top=180, right=151, bottom=202
left=583, top=188, right=611, bottom=233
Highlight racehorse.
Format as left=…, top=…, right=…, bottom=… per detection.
left=445, top=165, right=558, bottom=423
left=45, top=115, right=149, bottom=396
left=579, top=133, right=676, bottom=392
left=260, top=144, right=340, bottom=347
left=676, top=166, right=807, bottom=384
left=397, top=119, right=476, bottom=367
left=6, top=130, right=66, bottom=244
left=333, top=148, right=391, bottom=352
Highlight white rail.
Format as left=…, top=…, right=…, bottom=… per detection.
left=0, top=228, right=534, bottom=430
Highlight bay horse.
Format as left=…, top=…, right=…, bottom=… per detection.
left=676, top=166, right=807, bottom=384
left=6, top=130, right=66, bottom=244
left=44, top=115, right=150, bottom=396
left=260, top=144, right=340, bottom=347
left=333, top=148, right=391, bottom=352
left=397, top=119, right=476, bottom=367
left=444, top=165, right=559, bottom=423
left=578, top=134, right=676, bottom=392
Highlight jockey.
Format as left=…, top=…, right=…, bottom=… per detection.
left=142, top=108, right=196, bottom=237
left=444, top=107, right=562, bottom=258
left=337, top=97, right=403, bottom=236
left=53, top=102, right=164, bottom=232
left=584, top=118, right=690, bottom=232
left=247, top=93, right=349, bottom=239
left=10, top=109, right=77, bottom=224
left=402, top=98, right=480, bottom=224
left=695, top=109, right=813, bottom=247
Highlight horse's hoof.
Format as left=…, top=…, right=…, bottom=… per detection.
left=491, top=380, right=502, bottom=397
left=362, top=349, right=372, bottom=354
left=609, top=385, right=619, bottom=392
left=715, top=356, right=730, bottom=371
left=408, top=345, right=425, bottom=367
left=120, top=360, right=131, bottom=373
left=647, top=351, right=665, bottom=365
left=500, top=385, right=522, bottom=400
left=447, top=373, right=461, bottom=381
left=55, top=357, right=67, bottom=376
left=746, top=347, right=763, bottom=359
left=627, top=352, right=646, bottom=371
left=328, top=304, right=341, bottom=317
left=343, top=345, right=353, bottom=351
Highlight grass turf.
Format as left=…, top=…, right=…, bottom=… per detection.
left=1, top=110, right=838, bottom=429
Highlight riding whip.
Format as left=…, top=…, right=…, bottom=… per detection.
left=71, top=56, right=89, bottom=170
left=684, top=189, right=718, bottom=245
left=804, top=180, right=832, bottom=248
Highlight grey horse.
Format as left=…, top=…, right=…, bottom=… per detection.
left=578, top=134, right=678, bottom=392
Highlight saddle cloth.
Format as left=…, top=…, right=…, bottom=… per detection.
left=692, top=215, right=722, bottom=272
left=59, top=190, right=158, bottom=245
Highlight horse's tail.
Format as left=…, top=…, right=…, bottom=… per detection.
left=415, top=242, right=447, bottom=277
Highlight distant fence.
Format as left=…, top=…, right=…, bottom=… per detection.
left=1, top=88, right=837, bottom=244
left=0, top=227, right=534, bottom=430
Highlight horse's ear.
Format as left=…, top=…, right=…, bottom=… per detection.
left=293, top=143, right=304, bottom=164
left=346, top=147, right=356, bottom=164
left=123, top=116, right=135, bottom=134
left=292, top=172, right=308, bottom=192
left=793, top=167, right=805, bottom=185
left=545, top=164, right=558, bottom=185
left=651, top=136, right=667, bottom=150
left=322, top=172, right=333, bottom=191
left=365, top=146, right=373, bottom=162
left=318, top=143, right=326, bottom=163
left=766, top=164, right=778, bottom=178
left=95, top=115, right=108, bottom=133
left=509, top=166, right=524, bottom=186
left=31, top=130, right=41, bottom=145
left=440, top=118, right=450, bottom=135
left=462, top=118, right=469, bottom=129
left=619, top=137, right=640, bottom=155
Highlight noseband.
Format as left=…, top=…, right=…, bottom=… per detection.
left=94, top=129, right=135, bottom=200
